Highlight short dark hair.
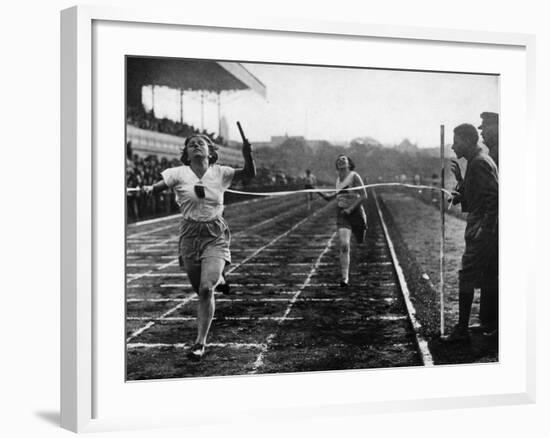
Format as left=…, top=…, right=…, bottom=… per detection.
left=335, top=154, right=355, bottom=171
left=180, top=135, right=219, bottom=165
left=453, top=124, right=479, bottom=146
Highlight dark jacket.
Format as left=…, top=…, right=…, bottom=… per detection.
left=455, top=147, right=499, bottom=235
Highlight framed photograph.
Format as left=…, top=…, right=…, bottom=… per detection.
left=61, top=5, right=536, bottom=433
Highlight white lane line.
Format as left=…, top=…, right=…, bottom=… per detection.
left=130, top=271, right=302, bottom=278
left=302, top=283, right=352, bottom=287
left=127, top=316, right=303, bottom=322
left=127, top=249, right=173, bottom=254
left=127, top=283, right=298, bottom=293
left=367, top=297, right=396, bottom=303
left=129, top=222, right=179, bottom=239
left=127, top=283, right=190, bottom=289
left=250, top=231, right=338, bottom=373
left=127, top=195, right=278, bottom=230
left=126, top=204, right=333, bottom=342
left=130, top=273, right=186, bottom=277
left=134, top=238, right=178, bottom=251
left=232, top=248, right=326, bottom=252
left=224, top=206, right=329, bottom=276
left=127, top=238, right=170, bottom=243
left=126, top=201, right=326, bottom=274
left=158, top=283, right=287, bottom=288
left=128, top=213, right=181, bottom=228
left=128, top=315, right=405, bottom=322
left=237, top=262, right=331, bottom=267
left=127, top=342, right=265, bottom=350
left=127, top=259, right=179, bottom=283
left=126, top=293, right=195, bottom=342
left=126, top=340, right=416, bottom=352
left=374, top=315, right=408, bottom=321
left=357, top=262, right=393, bottom=267
left=133, top=280, right=398, bottom=289
left=373, top=192, right=434, bottom=367
left=127, top=196, right=308, bottom=252
left=127, top=297, right=345, bottom=303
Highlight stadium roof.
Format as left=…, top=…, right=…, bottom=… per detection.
left=127, top=57, right=266, bottom=97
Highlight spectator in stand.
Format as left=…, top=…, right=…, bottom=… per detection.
left=126, top=104, right=227, bottom=146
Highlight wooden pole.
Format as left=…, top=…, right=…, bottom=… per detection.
left=440, top=125, right=446, bottom=336
left=179, top=89, right=184, bottom=124
left=200, top=91, right=204, bottom=131
left=151, top=84, right=155, bottom=117
left=217, top=92, right=222, bottom=136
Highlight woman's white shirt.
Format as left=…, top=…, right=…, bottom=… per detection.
left=336, top=171, right=360, bottom=209
left=162, top=164, right=235, bottom=221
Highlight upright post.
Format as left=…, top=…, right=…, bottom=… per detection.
left=200, top=91, right=204, bottom=131
left=217, top=91, right=222, bottom=137
left=440, top=125, right=446, bottom=335
left=151, top=84, right=155, bottom=116
left=180, top=89, right=184, bottom=124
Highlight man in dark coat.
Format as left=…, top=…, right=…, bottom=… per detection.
left=445, top=123, right=499, bottom=342
left=477, top=112, right=499, bottom=335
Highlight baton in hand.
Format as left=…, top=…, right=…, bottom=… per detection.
left=237, top=121, right=252, bottom=156
left=237, top=121, right=250, bottom=144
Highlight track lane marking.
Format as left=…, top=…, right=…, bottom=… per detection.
left=127, top=297, right=345, bottom=303
left=250, top=231, right=338, bottom=373
left=128, top=316, right=304, bottom=322
left=127, top=195, right=289, bottom=230
left=127, top=195, right=312, bottom=251
left=373, top=192, right=434, bottom=367
left=128, top=342, right=265, bottom=350
left=126, top=202, right=327, bottom=278
left=126, top=203, right=333, bottom=341
left=127, top=341, right=417, bottom=351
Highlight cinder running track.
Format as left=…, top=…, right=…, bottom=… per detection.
left=126, top=192, right=430, bottom=380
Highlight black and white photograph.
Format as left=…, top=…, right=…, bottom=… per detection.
left=125, top=57, right=499, bottom=380
left=4, top=0, right=548, bottom=435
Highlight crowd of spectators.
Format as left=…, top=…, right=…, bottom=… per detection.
left=126, top=105, right=226, bottom=145
left=126, top=142, right=181, bottom=221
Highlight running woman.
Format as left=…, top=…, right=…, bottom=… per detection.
left=317, top=154, right=367, bottom=287
left=145, top=134, right=255, bottom=360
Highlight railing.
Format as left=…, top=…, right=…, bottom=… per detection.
left=127, top=125, right=243, bottom=166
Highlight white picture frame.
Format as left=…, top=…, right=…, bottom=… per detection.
left=60, top=5, right=536, bottom=433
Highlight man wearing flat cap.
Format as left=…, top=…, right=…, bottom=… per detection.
left=479, top=112, right=499, bottom=166
left=445, top=123, right=498, bottom=342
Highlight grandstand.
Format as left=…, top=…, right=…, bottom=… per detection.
left=126, top=57, right=266, bottom=166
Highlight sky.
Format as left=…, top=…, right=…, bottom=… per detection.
left=142, top=61, right=499, bottom=148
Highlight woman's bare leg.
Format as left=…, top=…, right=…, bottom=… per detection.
left=185, top=262, right=201, bottom=293
left=338, top=228, right=352, bottom=284
left=195, top=257, right=225, bottom=345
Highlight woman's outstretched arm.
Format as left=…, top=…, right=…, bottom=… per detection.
left=144, top=180, right=169, bottom=195
left=318, top=190, right=336, bottom=201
